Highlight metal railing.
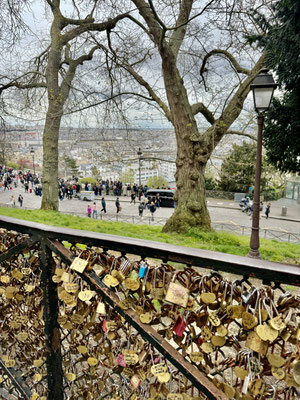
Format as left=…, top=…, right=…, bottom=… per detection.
left=1, top=201, right=299, bottom=242
left=64, top=211, right=300, bottom=243
left=0, top=215, right=299, bottom=400
left=212, top=222, right=300, bottom=243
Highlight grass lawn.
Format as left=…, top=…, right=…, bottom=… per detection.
left=0, top=207, right=299, bottom=265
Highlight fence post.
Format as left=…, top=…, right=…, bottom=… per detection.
left=40, top=239, right=64, bottom=400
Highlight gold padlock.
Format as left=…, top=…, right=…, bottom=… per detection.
left=165, top=271, right=189, bottom=307
left=150, top=266, right=165, bottom=300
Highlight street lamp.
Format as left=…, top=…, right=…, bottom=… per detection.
left=30, top=147, right=36, bottom=176
left=137, top=147, right=142, bottom=186
left=248, top=69, right=277, bottom=258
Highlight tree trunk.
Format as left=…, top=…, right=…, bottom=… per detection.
left=41, top=103, right=62, bottom=211
left=163, top=150, right=211, bottom=233
left=41, top=14, right=63, bottom=211
left=161, top=58, right=211, bottom=233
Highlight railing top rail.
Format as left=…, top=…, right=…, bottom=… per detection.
left=1, top=215, right=299, bottom=285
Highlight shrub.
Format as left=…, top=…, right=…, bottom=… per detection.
left=79, top=177, right=97, bottom=185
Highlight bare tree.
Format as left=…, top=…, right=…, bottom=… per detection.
left=98, top=0, right=268, bottom=232
left=0, top=0, right=133, bottom=210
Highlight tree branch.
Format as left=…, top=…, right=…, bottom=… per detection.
left=170, top=0, right=215, bottom=32
left=92, top=32, right=171, bottom=122
left=131, top=0, right=164, bottom=48
left=123, top=63, right=172, bottom=122
left=148, top=0, right=167, bottom=31
left=33, top=45, right=51, bottom=71
left=0, top=72, right=47, bottom=95
left=61, top=0, right=108, bottom=27
left=46, top=0, right=54, bottom=10
left=191, top=102, right=215, bottom=124
left=64, top=92, right=155, bottom=115
left=62, top=16, right=95, bottom=28
left=59, top=46, right=100, bottom=103
left=226, top=130, right=257, bottom=141
left=61, top=13, right=131, bottom=46
left=147, top=0, right=168, bottom=48
left=200, top=52, right=266, bottom=152
left=169, top=0, right=193, bottom=57
left=200, top=49, right=251, bottom=90
left=1, top=82, right=47, bottom=93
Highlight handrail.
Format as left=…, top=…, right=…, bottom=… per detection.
left=1, top=215, right=299, bottom=286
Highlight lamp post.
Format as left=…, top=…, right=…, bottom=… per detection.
left=137, top=147, right=142, bottom=186
left=30, top=147, right=36, bottom=176
left=248, top=69, right=277, bottom=258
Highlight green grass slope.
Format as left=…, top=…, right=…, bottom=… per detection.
left=0, top=207, right=299, bottom=264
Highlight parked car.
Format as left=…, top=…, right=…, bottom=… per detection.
left=145, top=189, right=175, bottom=207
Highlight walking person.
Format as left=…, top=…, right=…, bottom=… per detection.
left=18, top=194, right=23, bottom=207
left=265, top=202, right=271, bottom=219
left=92, top=202, right=98, bottom=219
left=101, top=197, right=107, bottom=213
left=138, top=202, right=144, bottom=217
left=10, top=195, right=16, bottom=208
left=149, top=201, right=156, bottom=221
left=130, top=191, right=136, bottom=204
left=138, top=186, right=143, bottom=201
left=87, top=204, right=92, bottom=218
left=155, top=193, right=161, bottom=208
left=146, top=196, right=152, bottom=210
left=115, top=197, right=121, bottom=213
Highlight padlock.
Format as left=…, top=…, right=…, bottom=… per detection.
left=150, top=266, right=165, bottom=300
left=241, top=285, right=257, bottom=306
left=118, top=256, right=132, bottom=276
left=138, top=262, right=148, bottom=278
left=173, top=315, right=187, bottom=337
left=165, top=271, right=189, bottom=308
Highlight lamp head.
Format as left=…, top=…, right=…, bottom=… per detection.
left=250, top=69, right=277, bottom=113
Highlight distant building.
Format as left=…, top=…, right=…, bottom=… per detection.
left=135, top=169, right=159, bottom=183
left=158, top=162, right=176, bottom=182
left=132, top=161, right=176, bottom=184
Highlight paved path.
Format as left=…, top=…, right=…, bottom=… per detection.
left=0, top=188, right=299, bottom=236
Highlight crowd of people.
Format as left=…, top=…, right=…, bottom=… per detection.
left=58, top=178, right=167, bottom=219
left=58, top=178, right=163, bottom=200
left=0, top=167, right=166, bottom=220
left=0, top=166, right=43, bottom=207
left=0, top=166, right=274, bottom=221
